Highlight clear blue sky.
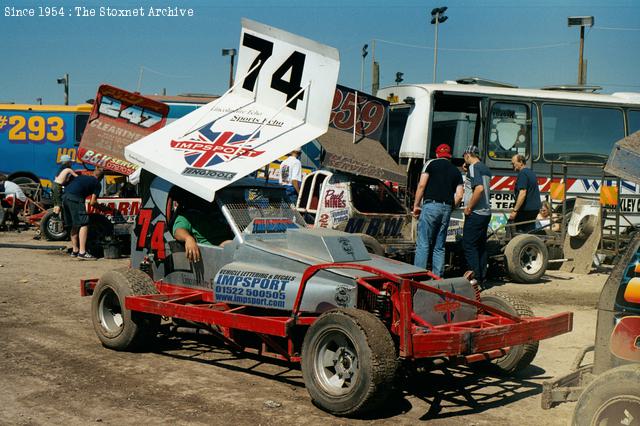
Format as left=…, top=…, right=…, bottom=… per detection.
left=1, top=0, right=639, bottom=105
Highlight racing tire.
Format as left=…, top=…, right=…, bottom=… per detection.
left=301, top=308, right=398, bottom=416
left=40, top=209, right=69, bottom=241
left=356, top=234, right=385, bottom=257
left=477, top=292, right=539, bottom=375
left=572, top=365, right=640, bottom=426
left=86, top=215, right=114, bottom=258
left=91, top=268, right=160, bottom=351
left=504, top=234, right=548, bottom=283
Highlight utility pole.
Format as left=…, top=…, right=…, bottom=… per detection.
left=222, top=48, right=237, bottom=88
left=371, top=39, right=379, bottom=96
left=57, top=73, right=69, bottom=105
left=360, top=44, right=368, bottom=92
left=430, top=7, right=448, bottom=84
left=568, top=16, right=594, bottom=85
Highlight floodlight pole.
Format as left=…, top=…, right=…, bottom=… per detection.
left=431, top=7, right=448, bottom=84
left=222, top=48, right=237, bottom=89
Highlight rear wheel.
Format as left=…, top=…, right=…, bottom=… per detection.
left=301, top=309, right=397, bottom=416
left=504, top=234, right=548, bottom=283
left=40, top=209, right=69, bottom=241
left=572, top=365, right=640, bottom=426
left=91, top=268, right=160, bottom=351
left=478, top=292, right=539, bottom=374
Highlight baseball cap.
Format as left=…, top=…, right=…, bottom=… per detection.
left=464, top=145, right=479, bottom=156
left=435, top=144, right=452, bottom=158
left=60, top=154, right=72, bottom=162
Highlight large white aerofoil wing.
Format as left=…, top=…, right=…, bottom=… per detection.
left=125, top=19, right=340, bottom=201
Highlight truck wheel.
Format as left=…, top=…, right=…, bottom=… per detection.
left=478, top=292, right=539, bottom=374
left=504, top=234, right=548, bottom=283
left=356, top=234, right=385, bottom=257
left=301, top=308, right=397, bottom=416
left=40, top=210, right=69, bottom=241
left=572, top=365, right=640, bottom=426
left=91, top=268, right=160, bottom=351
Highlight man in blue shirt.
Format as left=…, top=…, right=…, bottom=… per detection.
left=509, top=154, right=542, bottom=233
left=62, top=167, right=104, bottom=260
left=462, top=146, right=493, bottom=285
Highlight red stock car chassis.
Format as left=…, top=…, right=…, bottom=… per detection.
left=79, top=172, right=572, bottom=417
left=81, top=262, right=572, bottom=417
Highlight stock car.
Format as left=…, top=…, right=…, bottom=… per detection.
left=82, top=170, right=574, bottom=416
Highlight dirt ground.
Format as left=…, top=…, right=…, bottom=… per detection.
left=0, top=230, right=606, bottom=425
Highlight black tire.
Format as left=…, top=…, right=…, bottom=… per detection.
left=572, top=365, right=640, bottom=426
left=356, top=234, right=385, bottom=257
left=91, top=268, right=160, bottom=351
left=40, top=209, right=69, bottom=241
left=301, top=308, right=398, bottom=416
left=478, top=292, right=539, bottom=374
left=11, top=176, right=39, bottom=199
left=504, top=234, right=548, bottom=283
left=86, top=215, right=114, bottom=258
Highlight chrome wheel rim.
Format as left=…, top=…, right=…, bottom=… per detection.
left=592, top=395, right=640, bottom=426
left=98, top=288, right=123, bottom=335
left=313, top=329, right=359, bottom=396
left=520, top=244, right=543, bottom=275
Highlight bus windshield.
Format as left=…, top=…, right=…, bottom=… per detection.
left=431, top=94, right=480, bottom=159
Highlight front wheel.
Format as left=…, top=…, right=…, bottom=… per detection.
left=572, top=365, right=640, bottom=426
left=91, top=268, right=160, bottom=351
left=301, top=309, right=397, bottom=416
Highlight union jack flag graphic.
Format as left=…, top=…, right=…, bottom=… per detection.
left=170, top=128, right=263, bottom=168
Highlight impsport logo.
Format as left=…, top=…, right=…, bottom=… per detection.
left=170, top=125, right=263, bottom=168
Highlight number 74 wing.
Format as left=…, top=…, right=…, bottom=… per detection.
left=125, top=19, right=340, bottom=203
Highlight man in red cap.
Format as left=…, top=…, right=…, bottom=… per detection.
left=412, top=144, right=463, bottom=276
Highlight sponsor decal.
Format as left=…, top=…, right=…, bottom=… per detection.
left=171, top=130, right=264, bottom=168
left=334, top=285, right=352, bottom=307
left=318, top=213, right=330, bottom=228
left=324, top=189, right=346, bottom=208
left=80, top=149, right=139, bottom=175
left=338, top=237, right=354, bottom=258
left=87, top=198, right=141, bottom=223
left=330, top=209, right=349, bottom=225
left=252, top=218, right=297, bottom=233
left=181, top=167, right=236, bottom=180
left=214, top=269, right=297, bottom=309
left=344, top=217, right=404, bottom=238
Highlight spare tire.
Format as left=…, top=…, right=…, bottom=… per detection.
left=40, top=209, right=69, bottom=241
left=504, top=234, right=548, bottom=283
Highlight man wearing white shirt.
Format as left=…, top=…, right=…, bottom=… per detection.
left=0, top=174, right=27, bottom=208
left=279, top=149, right=302, bottom=205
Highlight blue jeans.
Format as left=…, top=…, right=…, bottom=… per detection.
left=462, top=213, right=491, bottom=282
left=414, top=202, right=452, bottom=277
left=284, top=185, right=298, bottom=206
